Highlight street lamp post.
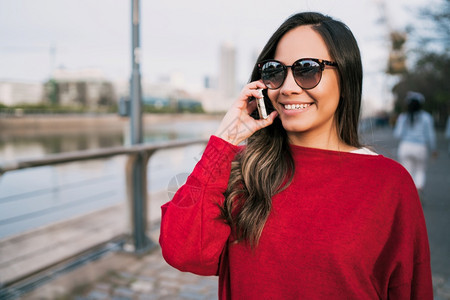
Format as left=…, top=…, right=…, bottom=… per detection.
left=128, top=0, right=155, bottom=254
left=131, top=0, right=142, bottom=144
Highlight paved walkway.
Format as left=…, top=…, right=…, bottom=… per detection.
left=73, top=247, right=218, bottom=300
left=28, top=127, right=450, bottom=299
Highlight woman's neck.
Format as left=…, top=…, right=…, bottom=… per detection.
left=287, top=128, right=357, bottom=152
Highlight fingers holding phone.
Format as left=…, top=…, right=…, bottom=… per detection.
left=255, top=89, right=268, bottom=119
left=215, top=81, right=278, bottom=145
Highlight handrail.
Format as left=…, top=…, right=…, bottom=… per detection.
left=0, top=137, right=208, bottom=252
left=0, top=138, right=208, bottom=174
left=0, top=138, right=208, bottom=298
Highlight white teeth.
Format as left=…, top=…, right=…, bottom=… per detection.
left=284, top=104, right=311, bottom=110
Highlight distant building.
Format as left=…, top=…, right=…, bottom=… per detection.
left=195, top=42, right=238, bottom=113
left=198, top=89, right=233, bottom=113
left=219, top=42, right=237, bottom=98
left=44, top=68, right=116, bottom=107
left=204, top=76, right=210, bottom=89
left=0, top=81, right=43, bottom=105
left=117, top=77, right=204, bottom=113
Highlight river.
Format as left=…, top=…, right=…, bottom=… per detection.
left=0, top=114, right=221, bottom=239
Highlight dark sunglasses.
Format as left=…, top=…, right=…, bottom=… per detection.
left=258, top=58, right=338, bottom=90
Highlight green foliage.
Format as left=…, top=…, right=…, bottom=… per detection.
left=417, top=0, right=450, bottom=52
left=0, top=102, right=204, bottom=115
left=0, top=103, right=118, bottom=114
left=142, top=103, right=204, bottom=114
left=391, top=0, right=450, bottom=128
left=46, top=78, right=58, bottom=106
left=142, top=106, right=204, bottom=114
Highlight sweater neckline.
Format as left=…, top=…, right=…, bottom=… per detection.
left=289, top=144, right=378, bottom=158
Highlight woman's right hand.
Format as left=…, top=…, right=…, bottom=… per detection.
left=214, top=80, right=278, bottom=145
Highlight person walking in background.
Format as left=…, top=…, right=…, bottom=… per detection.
left=394, top=91, right=437, bottom=196
left=160, top=12, right=433, bottom=299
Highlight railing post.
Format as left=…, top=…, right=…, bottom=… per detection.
left=130, top=0, right=143, bottom=146
left=127, top=0, right=154, bottom=254
left=125, top=151, right=157, bottom=253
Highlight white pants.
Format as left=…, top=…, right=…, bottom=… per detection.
left=398, top=141, right=428, bottom=190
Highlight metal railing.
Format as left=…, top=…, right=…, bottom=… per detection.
left=0, top=138, right=207, bottom=299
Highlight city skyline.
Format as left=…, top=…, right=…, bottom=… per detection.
left=0, top=0, right=435, bottom=113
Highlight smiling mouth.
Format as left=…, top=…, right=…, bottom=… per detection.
left=283, top=103, right=313, bottom=110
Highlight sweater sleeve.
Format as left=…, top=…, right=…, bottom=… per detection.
left=388, top=261, right=433, bottom=299
left=159, top=135, right=238, bottom=276
left=385, top=167, right=433, bottom=299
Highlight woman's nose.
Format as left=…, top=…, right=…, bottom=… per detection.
left=280, top=68, right=303, bottom=95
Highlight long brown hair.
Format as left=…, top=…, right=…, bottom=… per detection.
left=220, top=12, right=363, bottom=247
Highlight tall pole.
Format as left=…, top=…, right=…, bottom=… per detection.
left=131, top=0, right=142, bottom=144
left=128, top=0, right=154, bottom=253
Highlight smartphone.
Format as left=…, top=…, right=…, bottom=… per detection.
left=256, top=89, right=268, bottom=119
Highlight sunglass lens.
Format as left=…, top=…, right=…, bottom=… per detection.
left=293, top=60, right=321, bottom=89
left=261, top=61, right=285, bottom=89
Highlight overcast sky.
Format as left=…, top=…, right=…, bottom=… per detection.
left=0, top=0, right=433, bottom=111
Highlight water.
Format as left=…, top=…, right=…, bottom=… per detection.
left=0, top=118, right=220, bottom=239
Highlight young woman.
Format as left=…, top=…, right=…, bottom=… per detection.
left=160, top=12, right=433, bottom=299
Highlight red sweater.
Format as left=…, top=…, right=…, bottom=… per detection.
left=160, top=135, right=433, bottom=299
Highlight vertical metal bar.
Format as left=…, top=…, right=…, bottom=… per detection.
left=125, top=152, right=156, bottom=254
left=131, top=0, right=142, bottom=145
left=128, top=0, right=155, bottom=253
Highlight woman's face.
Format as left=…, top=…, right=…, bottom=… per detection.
left=267, top=25, right=341, bottom=146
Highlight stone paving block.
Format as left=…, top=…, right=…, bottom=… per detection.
left=203, top=293, right=218, bottom=300
left=130, top=279, right=154, bottom=294
left=159, top=268, right=183, bottom=280
left=140, top=262, right=168, bottom=276
left=144, top=253, right=161, bottom=264
left=113, top=286, right=135, bottom=298
left=158, top=278, right=182, bottom=291
left=154, top=287, right=178, bottom=297
left=111, top=296, right=133, bottom=300
left=178, top=290, right=209, bottom=300
left=158, top=295, right=183, bottom=300
left=436, top=279, right=450, bottom=299
left=179, top=283, right=208, bottom=295
left=109, top=274, right=133, bottom=287
left=434, top=274, right=446, bottom=288
left=173, top=275, right=201, bottom=285
left=118, top=271, right=136, bottom=279
left=135, top=274, right=157, bottom=283
left=93, top=282, right=112, bottom=293
left=197, top=277, right=218, bottom=289
left=86, top=290, right=110, bottom=300
left=123, top=260, right=146, bottom=274
left=136, top=294, right=158, bottom=300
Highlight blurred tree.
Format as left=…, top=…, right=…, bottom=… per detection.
left=45, top=78, right=59, bottom=106
left=417, top=0, right=450, bottom=53
left=392, top=0, right=450, bottom=128
left=387, top=31, right=407, bottom=74
left=392, top=52, right=450, bottom=127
